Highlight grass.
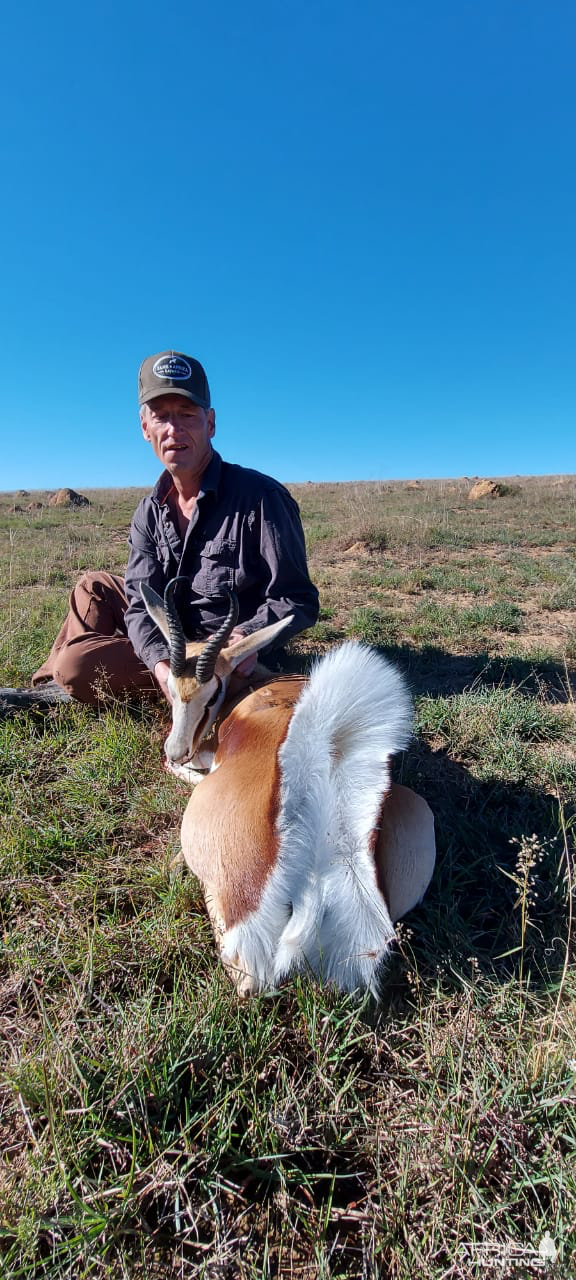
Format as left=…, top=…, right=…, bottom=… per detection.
left=0, top=476, right=575, bottom=1278
left=416, top=686, right=576, bottom=789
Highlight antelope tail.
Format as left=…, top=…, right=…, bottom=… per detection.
left=222, top=643, right=413, bottom=993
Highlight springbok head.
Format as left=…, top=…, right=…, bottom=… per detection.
left=141, top=577, right=293, bottom=764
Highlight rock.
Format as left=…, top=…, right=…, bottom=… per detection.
left=26, top=501, right=45, bottom=511
left=49, top=488, right=90, bottom=508
left=468, top=479, right=507, bottom=500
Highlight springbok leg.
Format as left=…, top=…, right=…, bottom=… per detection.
left=375, top=783, right=436, bottom=923
left=203, top=885, right=259, bottom=996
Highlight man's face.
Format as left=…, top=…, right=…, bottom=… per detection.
left=140, top=394, right=215, bottom=476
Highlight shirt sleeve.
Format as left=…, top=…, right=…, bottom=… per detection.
left=124, top=501, right=171, bottom=672
left=239, top=484, right=319, bottom=643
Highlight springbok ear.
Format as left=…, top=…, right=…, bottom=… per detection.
left=140, top=583, right=171, bottom=644
left=223, top=615, right=294, bottom=670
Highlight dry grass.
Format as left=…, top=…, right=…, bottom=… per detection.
left=0, top=476, right=575, bottom=1278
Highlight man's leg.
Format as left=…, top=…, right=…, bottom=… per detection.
left=31, top=571, right=157, bottom=704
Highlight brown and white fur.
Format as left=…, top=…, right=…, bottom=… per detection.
left=141, top=582, right=435, bottom=996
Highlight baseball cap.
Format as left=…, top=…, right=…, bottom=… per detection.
left=138, top=351, right=211, bottom=408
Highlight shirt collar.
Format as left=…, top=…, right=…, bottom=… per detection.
left=151, top=450, right=222, bottom=505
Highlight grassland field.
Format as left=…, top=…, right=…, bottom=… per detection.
left=0, top=475, right=575, bottom=1279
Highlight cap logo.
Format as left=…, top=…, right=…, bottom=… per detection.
left=152, top=355, right=192, bottom=381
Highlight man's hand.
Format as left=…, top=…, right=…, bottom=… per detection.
left=154, top=659, right=173, bottom=704
left=229, top=628, right=258, bottom=676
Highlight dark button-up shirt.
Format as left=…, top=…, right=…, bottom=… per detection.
left=124, top=450, right=319, bottom=673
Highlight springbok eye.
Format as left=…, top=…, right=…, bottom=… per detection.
left=205, top=681, right=222, bottom=710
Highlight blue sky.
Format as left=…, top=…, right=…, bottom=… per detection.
left=1, top=0, right=574, bottom=489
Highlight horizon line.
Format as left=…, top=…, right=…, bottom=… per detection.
left=2, top=470, right=575, bottom=496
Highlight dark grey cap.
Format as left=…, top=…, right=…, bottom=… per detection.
left=138, top=351, right=211, bottom=408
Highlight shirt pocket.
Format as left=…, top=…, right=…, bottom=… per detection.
left=195, top=537, right=237, bottom=596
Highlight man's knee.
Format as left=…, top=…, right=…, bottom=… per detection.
left=77, top=571, right=101, bottom=590
left=70, top=571, right=128, bottom=638
left=73, top=570, right=125, bottom=601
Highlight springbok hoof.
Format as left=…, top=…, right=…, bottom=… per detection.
left=226, top=955, right=260, bottom=998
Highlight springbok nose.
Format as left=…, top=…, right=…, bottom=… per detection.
left=164, top=730, right=190, bottom=765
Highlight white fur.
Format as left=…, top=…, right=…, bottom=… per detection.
left=222, top=643, right=413, bottom=993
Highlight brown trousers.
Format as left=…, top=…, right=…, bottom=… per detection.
left=32, top=572, right=158, bottom=704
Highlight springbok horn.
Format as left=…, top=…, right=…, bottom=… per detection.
left=164, top=578, right=189, bottom=676
left=196, top=590, right=239, bottom=684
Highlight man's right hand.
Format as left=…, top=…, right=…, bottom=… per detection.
left=154, top=660, right=173, bottom=704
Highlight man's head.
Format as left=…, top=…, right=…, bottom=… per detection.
left=138, top=351, right=211, bottom=410
left=138, top=351, right=215, bottom=480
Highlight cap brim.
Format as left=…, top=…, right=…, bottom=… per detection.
left=139, top=387, right=209, bottom=408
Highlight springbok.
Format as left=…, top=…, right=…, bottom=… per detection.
left=142, top=579, right=435, bottom=996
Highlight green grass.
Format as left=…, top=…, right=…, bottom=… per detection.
left=345, top=606, right=400, bottom=647
left=343, top=601, right=524, bottom=651
left=0, top=478, right=575, bottom=1278
left=411, top=600, right=523, bottom=643
left=416, top=686, right=576, bottom=788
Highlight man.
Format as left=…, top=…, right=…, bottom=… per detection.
left=29, top=350, right=319, bottom=704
